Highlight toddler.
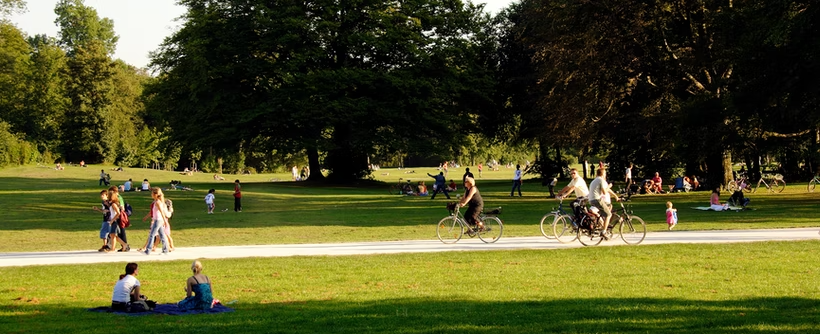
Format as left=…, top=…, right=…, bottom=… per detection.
left=205, top=189, right=215, bottom=214
left=666, top=201, right=678, bottom=230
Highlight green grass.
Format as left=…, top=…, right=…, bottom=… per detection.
left=2, top=241, right=820, bottom=333
left=1, top=164, right=820, bottom=252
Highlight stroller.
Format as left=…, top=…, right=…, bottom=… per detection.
left=727, top=190, right=750, bottom=209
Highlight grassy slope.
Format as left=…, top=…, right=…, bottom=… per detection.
left=1, top=165, right=819, bottom=252
left=1, top=241, right=819, bottom=333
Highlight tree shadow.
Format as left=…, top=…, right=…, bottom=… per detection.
left=3, top=297, right=818, bottom=333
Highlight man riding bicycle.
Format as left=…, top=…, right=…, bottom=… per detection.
left=555, top=168, right=589, bottom=222
left=589, top=168, right=620, bottom=240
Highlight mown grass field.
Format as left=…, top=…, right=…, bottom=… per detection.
left=2, top=165, right=820, bottom=333
left=1, top=164, right=820, bottom=252
left=2, top=241, right=819, bottom=333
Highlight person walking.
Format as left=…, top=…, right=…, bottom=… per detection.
left=510, top=164, right=523, bottom=197
left=462, top=168, right=474, bottom=184
left=427, top=172, right=450, bottom=199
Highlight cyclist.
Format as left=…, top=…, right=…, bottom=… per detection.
left=589, top=168, right=620, bottom=239
left=456, top=176, right=483, bottom=231
left=556, top=168, right=590, bottom=222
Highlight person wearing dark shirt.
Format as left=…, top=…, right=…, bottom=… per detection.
left=456, top=176, right=483, bottom=230
left=427, top=172, right=450, bottom=199
left=462, top=168, right=474, bottom=183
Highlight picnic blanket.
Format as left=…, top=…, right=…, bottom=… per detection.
left=89, top=303, right=234, bottom=316
left=691, top=206, right=751, bottom=211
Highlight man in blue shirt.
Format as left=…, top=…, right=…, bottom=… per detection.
left=427, top=172, right=450, bottom=199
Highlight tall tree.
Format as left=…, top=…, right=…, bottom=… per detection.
left=54, top=0, right=118, bottom=56
left=0, top=0, right=26, bottom=18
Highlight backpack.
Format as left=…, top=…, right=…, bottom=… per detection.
left=124, top=203, right=133, bottom=217
left=165, top=199, right=174, bottom=218
left=118, top=210, right=130, bottom=228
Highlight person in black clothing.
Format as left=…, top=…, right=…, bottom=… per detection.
left=462, top=168, right=474, bottom=184
left=457, top=176, right=483, bottom=230
left=428, top=172, right=450, bottom=199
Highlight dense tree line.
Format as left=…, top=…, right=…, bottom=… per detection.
left=2, top=0, right=820, bottom=186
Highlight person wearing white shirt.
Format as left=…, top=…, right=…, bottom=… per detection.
left=111, top=262, right=143, bottom=311
left=205, top=189, right=215, bottom=214
left=510, top=164, right=523, bottom=197
left=589, top=169, right=620, bottom=239
left=556, top=168, right=590, bottom=222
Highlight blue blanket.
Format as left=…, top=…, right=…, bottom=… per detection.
left=89, top=303, right=234, bottom=316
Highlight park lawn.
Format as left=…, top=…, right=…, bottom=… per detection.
left=1, top=241, right=820, bottom=333
left=1, top=165, right=819, bottom=252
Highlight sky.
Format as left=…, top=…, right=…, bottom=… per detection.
left=9, top=0, right=514, bottom=69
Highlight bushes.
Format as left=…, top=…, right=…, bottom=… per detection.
left=0, top=122, right=40, bottom=167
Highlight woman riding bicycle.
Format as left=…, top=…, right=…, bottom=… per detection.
left=456, top=176, right=483, bottom=230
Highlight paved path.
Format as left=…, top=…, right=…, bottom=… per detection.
left=1, top=228, right=818, bottom=267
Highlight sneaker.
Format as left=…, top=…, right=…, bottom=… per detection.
left=97, top=246, right=108, bottom=252
left=601, top=231, right=611, bottom=241
left=143, top=250, right=150, bottom=255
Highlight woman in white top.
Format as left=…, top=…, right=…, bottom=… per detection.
left=141, top=179, right=150, bottom=191
left=111, top=262, right=142, bottom=311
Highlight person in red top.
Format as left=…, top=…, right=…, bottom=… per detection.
left=650, top=172, right=663, bottom=194
left=233, top=179, right=242, bottom=212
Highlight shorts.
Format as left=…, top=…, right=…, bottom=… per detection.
left=589, top=199, right=611, bottom=220
left=107, top=222, right=121, bottom=235
left=100, top=221, right=110, bottom=239
left=207, top=203, right=214, bottom=210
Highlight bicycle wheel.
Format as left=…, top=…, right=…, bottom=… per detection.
left=752, top=180, right=763, bottom=193
left=576, top=217, right=603, bottom=246
left=478, top=216, right=503, bottom=243
left=727, top=181, right=738, bottom=192
left=619, top=215, right=647, bottom=245
left=552, top=214, right=578, bottom=244
left=389, top=185, right=397, bottom=195
left=809, top=180, right=816, bottom=192
left=436, top=216, right=464, bottom=244
left=773, top=179, right=785, bottom=193
left=539, top=213, right=558, bottom=239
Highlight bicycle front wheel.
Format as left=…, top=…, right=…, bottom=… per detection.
left=620, top=215, right=647, bottom=245
left=539, top=213, right=558, bottom=239
left=436, top=216, right=464, bottom=244
left=773, top=179, right=785, bottom=193
left=809, top=180, right=816, bottom=192
left=478, top=217, right=503, bottom=243
left=552, top=214, right=578, bottom=244
left=727, top=181, right=738, bottom=192
left=577, top=216, right=603, bottom=246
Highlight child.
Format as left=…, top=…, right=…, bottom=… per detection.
left=205, top=189, right=215, bottom=214
left=666, top=201, right=678, bottom=230
left=233, top=180, right=242, bottom=212
left=92, top=190, right=112, bottom=252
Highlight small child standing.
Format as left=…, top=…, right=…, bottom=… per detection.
left=666, top=201, right=678, bottom=230
left=205, top=189, right=215, bottom=214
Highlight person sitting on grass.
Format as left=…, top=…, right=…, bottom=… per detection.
left=141, top=179, right=150, bottom=191
left=111, top=263, right=144, bottom=312
left=710, top=188, right=728, bottom=211
left=650, top=172, right=664, bottom=194
left=178, top=260, right=214, bottom=310
left=446, top=179, right=457, bottom=192
left=417, top=181, right=428, bottom=196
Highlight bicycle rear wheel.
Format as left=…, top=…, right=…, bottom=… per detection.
left=576, top=216, right=603, bottom=246
left=478, top=217, right=503, bottom=243
left=619, top=216, right=647, bottom=245
left=436, top=216, right=464, bottom=244
left=809, top=180, right=816, bottom=193
left=552, top=214, right=578, bottom=244
left=389, top=185, right=398, bottom=195
left=773, top=179, right=785, bottom=193
left=539, top=213, right=558, bottom=239
left=727, top=181, right=738, bottom=192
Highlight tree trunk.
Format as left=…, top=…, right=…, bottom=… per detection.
left=721, top=149, right=733, bottom=189
left=217, top=157, right=223, bottom=174
left=307, top=147, right=324, bottom=181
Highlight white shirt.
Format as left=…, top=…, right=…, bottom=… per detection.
left=602, top=180, right=612, bottom=204
left=205, top=193, right=214, bottom=204
left=513, top=169, right=522, bottom=181
left=142, top=182, right=149, bottom=190
left=625, top=167, right=632, bottom=179
left=589, top=176, right=605, bottom=201
left=112, top=275, right=140, bottom=303
left=568, top=175, right=589, bottom=198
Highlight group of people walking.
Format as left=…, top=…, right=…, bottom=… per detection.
left=93, top=186, right=174, bottom=255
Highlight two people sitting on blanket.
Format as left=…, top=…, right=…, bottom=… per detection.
left=710, top=188, right=729, bottom=211
left=178, top=260, right=215, bottom=310
left=728, top=190, right=750, bottom=209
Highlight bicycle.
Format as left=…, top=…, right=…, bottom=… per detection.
left=727, top=174, right=752, bottom=193
left=436, top=203, right=503, bottom=244
left=542, top=198, right=579, bottom=244
left=574, top=197, right=647, bottom=246
left=753, top=174, right=785, bottom=193
left=808, top=174, right=820, bottom=192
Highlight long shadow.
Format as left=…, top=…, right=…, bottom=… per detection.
left=2, top=297, right=818, bottom=333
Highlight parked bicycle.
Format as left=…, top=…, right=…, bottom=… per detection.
left=727, top=174, right=752, bottom=193
left=541, top=198, right=578, bottom=243
left=555, top=196, right=646, bottom=246
left=389, top=178, right=411, bottom=195
left=753, top=174, right=785, bottom=193
left=808, top=174, right=820, bottom=192
left=436, top=203, right=503, bottom=244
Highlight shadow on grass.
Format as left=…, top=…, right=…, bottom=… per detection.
left=2, top=297, right=818, bottom=333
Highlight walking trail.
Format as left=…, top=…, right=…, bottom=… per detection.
left=1, top=228, right=818, bottom=267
